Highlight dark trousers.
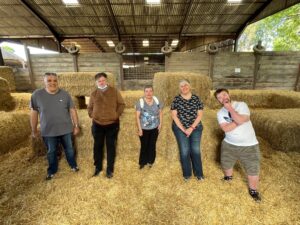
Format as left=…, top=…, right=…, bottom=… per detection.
left=139, top=128, right=159, bottom=166
left=92, top=121, right=119, bottom=173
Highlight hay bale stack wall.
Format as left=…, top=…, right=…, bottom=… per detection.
left=153, top=72, right=212, bottom=107
left=0, top=66, right=16, bottom=91
left=0, top=111, right=31, bottom=155
left=0, top=77, right=14, bottom=111
left=120, top=90, right=144, bottom=108
left=251, top=109, right=300, bottom=152
left=10, top=93, right=32, bottom=111
left=208, top=90, right=300, bottom=109
left=58, top=72, right=116, bottom=97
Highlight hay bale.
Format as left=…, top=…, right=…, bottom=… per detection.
left=153, top=72, right=212, bottom=106
left=252, top=109, right=300, bottom=152
left=121, top=90, right=144, bottom=108
left=0, top=66, right=16, bottom=91
left=0, top=111, right=31, bottom=155
left=58, top=72, right=116, bottom=96
left=208, top=90, right=300, bottom=109
left=10, top=93, right=31, bottom=111
left=0, top=77, right=14, bottom=111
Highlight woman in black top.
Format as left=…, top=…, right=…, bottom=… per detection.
left=171, top=79, right=204, bottom=181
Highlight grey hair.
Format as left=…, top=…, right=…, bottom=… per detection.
left=179, top=79, right=191, bottom=87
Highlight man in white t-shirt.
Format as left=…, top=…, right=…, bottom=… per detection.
left=214, top=88, right=261, bottom=202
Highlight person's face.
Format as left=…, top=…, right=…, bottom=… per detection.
left=96, top=76, right=107, bottom=88
left=179, top=82, right=191, bottom=95
left=144, top=88, right=154, bottom=99
left=44, top=75, right=58, bottom=93
left=216, top=91, right=231, bottom=105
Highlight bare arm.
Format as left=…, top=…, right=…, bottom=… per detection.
left=30, top=109, right=39, bottom=137
left=185, top=110, right=203, bottom=137
left=136, top=110, right=143, bottom=136
left=70, top=108, right=80, bottom=135
left=171, top=110, right=186, bottom=132
left=224, top=102, right=250, bottom=125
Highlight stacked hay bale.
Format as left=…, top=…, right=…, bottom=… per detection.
left=209, top=90, right=300, bottom=109
left=0, top=111, right=31, bottom=155
left=58, top=72, right=115, bottom=97
left=0, top=66, right=16, bottom=91
left=121, top=90, right=144, bottom=108
left=0, top=77, right=14, bottom=111
left=153, top=72, right=212, bottom=106
left=251, top=109, right=300, bottom=152
left=10, top=93, right=31, bottom=111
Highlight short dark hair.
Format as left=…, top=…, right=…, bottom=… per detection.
left=214, top=88, right=229, bottom=99
left=144, top=85, right=153, bottom=91
left=44, top=72, right=57, bottom=76
left=95, top=72, right=107, bottom=80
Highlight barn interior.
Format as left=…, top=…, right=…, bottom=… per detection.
left=0, top=0, right=300, bottom=224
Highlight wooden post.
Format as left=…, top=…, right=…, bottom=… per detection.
left=252, top=54, right=261, bottom=90
left=0, top=47, right=4, bottom=66
left=119, top=54, right=124, bottom=90
left=72, top=54, right=79, bottom=72
left=294, top=64, right=300, bottom=91
left=208, top=54, right=215, bottom=81
left=24, top=44, right=36, bottom=90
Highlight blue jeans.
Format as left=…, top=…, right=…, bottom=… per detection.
left=172, top=123, right=204, bottom=178
left=43, top=133, right=78, bottom=175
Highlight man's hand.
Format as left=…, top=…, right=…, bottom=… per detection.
left=73, top=127, right=80, bottom=136
left=223, top=100, right=233, bottom=112
left=31, top=130, right=39, bottom=138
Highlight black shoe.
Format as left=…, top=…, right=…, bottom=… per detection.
left=148, top=164, right=153, bottom=168
left=93, top=169, right=101, bottom=177
left=46, top=174, right=54, bottom=180
left=106, top=172, right=113, bottom=179
left=71, top=167, right=79, bottom=172
left=249, top=189, right=262, bottom=202
left=139, top=164, right=145, bottom=169
left=221, top=176, right=233, bottom=181
left=196, top=176, right=204, bottom=181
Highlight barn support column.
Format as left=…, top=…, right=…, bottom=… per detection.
left=24, top=44, right=36, bottom=90
left=294, top=64, right=300, bottom=91
left=0, top=47, right=4, bottom=66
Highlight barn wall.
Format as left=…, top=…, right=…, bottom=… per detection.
left=165, top=51, right=300, bottom=90
left=24, top=53, right=122, bottom=89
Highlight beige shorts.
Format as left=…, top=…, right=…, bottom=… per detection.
left=221, top=141, right=260, bottom=176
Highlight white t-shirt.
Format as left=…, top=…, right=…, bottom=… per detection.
left=217, top=101, right=258, bottom=146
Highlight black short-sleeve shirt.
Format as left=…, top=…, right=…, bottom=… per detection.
left=170, top=94, right=204, bottom=129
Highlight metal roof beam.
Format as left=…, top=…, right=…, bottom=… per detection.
left=19, top=0, right=63, bottom=51
left=89, top=37, right=106, bottom=52
left=105, top=0, right=121, bottom=42
left=178, top=0, right=194, bottom=39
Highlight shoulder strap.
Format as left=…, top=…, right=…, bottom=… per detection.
left=153, top=96, right=159, bottom=105
left=139, top=98, right=144, bottom=109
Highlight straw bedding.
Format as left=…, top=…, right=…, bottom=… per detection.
left=58, top=72, right=116, bottom=96
left=208, top=90, right=300, bottom=109
left=251, top=109, right=300, bottom=152
left=153, top=72, right=212, bottom=107
left=0, top=111, right=31, bottom=155
left=0, top=66, right=16, bottom=91
left=0, top=109, right=299, bottom=224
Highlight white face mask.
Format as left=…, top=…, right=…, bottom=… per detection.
left=98, top=84, right=108, bottom=89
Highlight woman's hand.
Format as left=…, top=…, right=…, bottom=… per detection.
left=184, top=127, right=194, bottom=137
left=137, top=129, right=143, bottom=137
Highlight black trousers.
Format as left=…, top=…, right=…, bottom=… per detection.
left=139, top=128, right=159, bottom=166
left=92, top=121, right=119, bottom=173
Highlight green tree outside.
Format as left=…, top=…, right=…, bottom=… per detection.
left=238, top=4, right=300, bottom=51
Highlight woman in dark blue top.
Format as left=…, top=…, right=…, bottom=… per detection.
left=171, top=79, right=204, bottom=181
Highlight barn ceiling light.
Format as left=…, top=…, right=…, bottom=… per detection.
left=146, top=0, right=160, bottom=5
left=144, top=57, right=149, bottom=61
left=106, top=40, right=115, bottom=47
left=171, top=39, right=179, bottom=47
left=62, top=0, right=79, bottom=5
left=143, top=39, right=149, bottom=47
